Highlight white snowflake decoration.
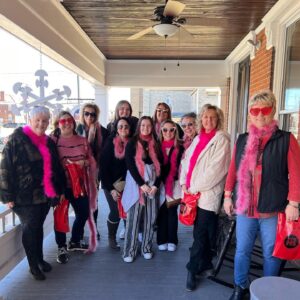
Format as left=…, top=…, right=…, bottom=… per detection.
left=12, top=69, right=71, bottom=115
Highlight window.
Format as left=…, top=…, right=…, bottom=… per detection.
left=281, top=20, right=300, bottom=141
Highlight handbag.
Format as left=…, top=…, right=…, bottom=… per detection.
left=166, top=195, right=181, bottom=208
left=53, top=198, right=70, bottom=233
left=179, top=192, right=200, bottom=226
left=113, top=178, right=125, bottom=193
left=117, top=197, right=127, bottom=219
left=272, top=212, right=300, bottom=260
left=65, top=162, right=86, bottom=198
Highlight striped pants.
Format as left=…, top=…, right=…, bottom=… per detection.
left=123, top=195, right=158, bottom=258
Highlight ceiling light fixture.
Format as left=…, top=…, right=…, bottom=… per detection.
left=153, top=23, right=179, bottom=37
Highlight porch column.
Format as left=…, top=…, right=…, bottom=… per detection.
left=94, top=85, right=109, bottom=126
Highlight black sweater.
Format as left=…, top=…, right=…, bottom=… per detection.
left=125, top=139, right=162, bottom=188
left=100, top=136, right=128, bottom=192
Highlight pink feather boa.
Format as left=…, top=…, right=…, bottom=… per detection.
left=23, top=126, right=57, bottom=198
left=135, top=137, right=161, bottom=178
left=236, top=120, right=278, bottom=214
left=84, top=147, right=98, bottom=253
left=113, top=136, right=128, bottom=159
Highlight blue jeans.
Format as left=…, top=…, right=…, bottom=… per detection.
left=234, top=215, right=281, bottom=288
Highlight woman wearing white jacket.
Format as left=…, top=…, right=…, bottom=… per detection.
left=180, top=104, right=231, bottom=292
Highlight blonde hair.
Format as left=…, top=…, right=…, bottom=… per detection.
left=159, top=119, right=180, bottom=147
left=248, top=90, right=276, bottom=114
left=79, top=103, right=100, bottom=124
left=198, top=104, right=224, bottom=131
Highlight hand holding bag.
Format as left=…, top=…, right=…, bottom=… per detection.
left=272, top=212, right=300, bottom=260
left=179, top=192, right=200, bottom=226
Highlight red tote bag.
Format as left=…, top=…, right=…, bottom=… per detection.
left=65, top=163, right=86, bottom=198
left=273, top=212, right=300, bottom=260
left=179, top=192, right=200, bottom=226
left=54, top=198, right=70, bottom=233
left=117, top=197, right=127, bottom=219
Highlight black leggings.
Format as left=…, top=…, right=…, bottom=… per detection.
left=104, top=189, right=120, bottom=223
left=55, top=189, right=89, bottom=247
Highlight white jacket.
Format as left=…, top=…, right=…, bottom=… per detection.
left=180, top=130, right=231, bottom=213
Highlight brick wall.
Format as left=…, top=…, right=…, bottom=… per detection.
left=249, top=29, right=275, bottom=97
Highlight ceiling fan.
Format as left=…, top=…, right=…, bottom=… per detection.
left=115, top=1, right=193, bottom=40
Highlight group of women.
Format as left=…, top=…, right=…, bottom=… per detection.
left=0, top=90, right=299, bottom=300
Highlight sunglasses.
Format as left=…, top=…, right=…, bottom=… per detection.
left=59, top=117, right=74, bottom=125
left=84, top=111, right=96, bottom=118
left=156, top=109, right=169, bottom=114
left=118, top=124, right=129, bottom=130
left=162, top=127, right=176, bottom=133
left=181, top=122, right=194, bottom=129
left=249, top=106, right=273, bottom=116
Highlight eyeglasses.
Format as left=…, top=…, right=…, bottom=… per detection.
left=156, top=109, right=169, bottom=114
left=162, top=127, right=176, bottom=133
left=84, top=111, right=96, bottom=118
left=59, top=117, right=73, bottom=125
left=118, top=125, right=129, bottom=130
left=249, top=106, right=273, bottom=116
left=181, top=122, right=194, bottom=129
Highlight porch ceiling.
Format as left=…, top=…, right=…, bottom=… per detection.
left=62, top=0, right=279, bottom=60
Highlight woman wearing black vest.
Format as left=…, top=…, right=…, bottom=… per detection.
left=157, top=120, right=184, bottom=252
left=223, top=90, right=300, bottom=300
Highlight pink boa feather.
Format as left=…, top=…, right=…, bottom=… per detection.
left=23, top=126, right=57, bottom=198
left=113, top=136, right=128, bottom=159
left=236, top=120, right=278, bottom=214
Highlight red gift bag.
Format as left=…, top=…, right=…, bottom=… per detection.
left=179, top=192, right=200, bottom=226
left=117, top=197, right=127, bottom=219
left=54, top=198, right=70, bottom=233
left=273, top=212, right=300, bottom=260
left=65, top=163, right=86, bottom=198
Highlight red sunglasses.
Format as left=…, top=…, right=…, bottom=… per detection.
left=59, top=117, right=74, bottom=125
left=249, top=106, right=273, bottom=116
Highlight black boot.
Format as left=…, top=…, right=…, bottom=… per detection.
left=186, top=271, right=196, bottom=291
left=94, top=209, right=101, bottom=240
left=29, top=266, right=46, bottom=281
left=107, top=220, right=120, bottom=250
left=229, top=285, right=247, bottom=300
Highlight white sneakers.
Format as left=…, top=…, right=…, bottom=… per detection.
left=123, top=256, right=133, bottom=263
left=167, top=243, right=177, bottom=252
left=143, top=252, right=153, bottom=260
left=119, top=228, right=125, bottom=240
left=158, top=244, right=168, bottom=251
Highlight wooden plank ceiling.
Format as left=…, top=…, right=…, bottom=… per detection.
left=62, top=0, right=279, bottom=60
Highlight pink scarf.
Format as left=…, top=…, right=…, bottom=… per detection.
left=236, top=120, right=278, bottom=214
left=183, top=135, right=195, bottom=150
left=186, top=128, right=216, bottom=189
left=113, top=136, right=128, bottom=159
left=135, top=135, right=161, bottom=177
left=162, top=140, right=179, bottom=197
left=23, top=126, right=57, bottom=198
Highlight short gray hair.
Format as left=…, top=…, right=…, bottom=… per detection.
left=248, top=90, right=277, bottom=113
left=29, top=106, right=50, bottom=120
left=198, top=104, right=224, bottom=131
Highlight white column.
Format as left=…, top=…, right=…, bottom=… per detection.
left=94, top=85, right=109, bottom=126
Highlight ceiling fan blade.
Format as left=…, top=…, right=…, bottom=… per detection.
left=187, top=17, right=229, bottom=27
left=109, top=17, right=151, bottom=22
left=163, top=1, right=185, bottom=17
left=127, top=26, right=153, bottom=40
left=177, top=25, right=194, bottom=40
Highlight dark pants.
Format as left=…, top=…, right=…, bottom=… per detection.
left=156, top=201, right=178, bottom=245
left=186, top=207, right=218, bottom=274
left=55, top=189, right=89, bottom=247
left=13, top=203, right=50, bottom=268
left=104, top=189, right=120, bottom=223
